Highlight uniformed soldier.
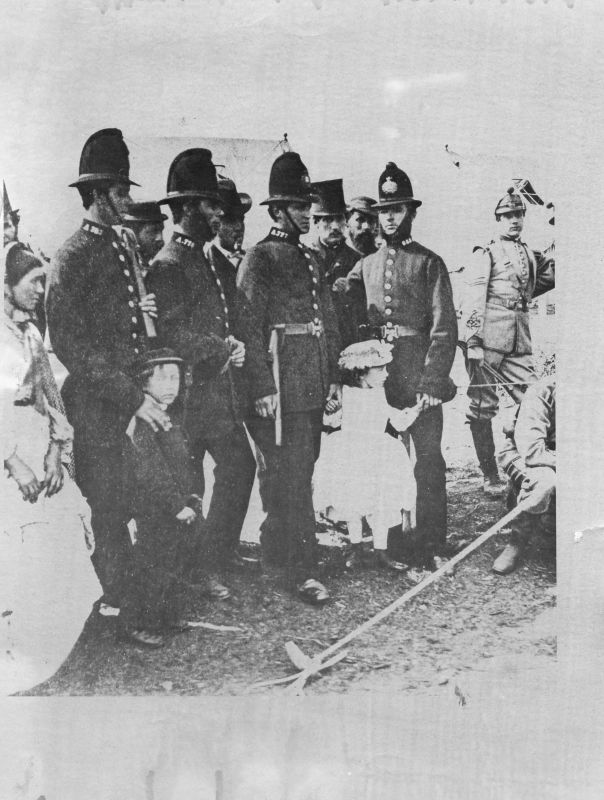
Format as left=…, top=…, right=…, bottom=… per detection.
left=308, top=178, right=366, bottom=348
left=458, top=188, right=555, bottom=496
left=493, top=376, right=555, bottom=575
left=149, top=149, right=256, bottom=597
left=206, top=177, right=252, bottom=309
left=46, top=128, right=165, bottom=609
left=236, top=151, right=342, bottom=605
left=346, top=195, right=379, bottom=257
left=121, top=201, right=168, bottom=277
left=344, top=162, right=458, bottom=568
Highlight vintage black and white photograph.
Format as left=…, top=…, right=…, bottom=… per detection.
left=1, top=0, right=602, bottom=796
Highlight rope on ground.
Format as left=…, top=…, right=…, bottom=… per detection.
left=249, top=498, right=532, bottom=694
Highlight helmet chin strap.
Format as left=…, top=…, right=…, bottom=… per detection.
left=282, top=206, right=303, bottom=236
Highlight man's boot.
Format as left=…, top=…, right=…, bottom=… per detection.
left=492, top=518, right=531, bottom=575
left=469, top=419, right=506, bottom=498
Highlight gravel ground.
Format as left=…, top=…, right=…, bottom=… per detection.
left=29, top=342, right=556, bottom=696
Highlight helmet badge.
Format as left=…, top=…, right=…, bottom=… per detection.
left=382, top=177, right=398, bottom=195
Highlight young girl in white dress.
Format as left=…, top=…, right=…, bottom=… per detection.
left=314, top=340, right=419, bottom=572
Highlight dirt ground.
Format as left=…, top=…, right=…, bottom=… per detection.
left=30, top=344, right=556, bottom=697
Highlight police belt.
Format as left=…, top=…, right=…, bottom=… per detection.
left=360, top=323, right=422, bottom=341
left=273, top=321, right=323, bottom=337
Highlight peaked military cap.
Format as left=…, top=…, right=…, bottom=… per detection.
left=160, top=148, right=219, bottom=204
left=131, top=347, right=184, bottom=377
left=374, top=162, right=421, bottom=209
left=69, top=128, right=139, bottom=188
left=122, top=201, right=168, bottom=225
left=217, top=178, right=252, bottom=216
left=494, top=187, right=526, bottom=216
left=347, top=195, right=378, bottom=217
left=3, top=181, right=19, bottom=223
left=311, top=178, right=347, bottom=217
left=260, top=151, right=318, bottom=206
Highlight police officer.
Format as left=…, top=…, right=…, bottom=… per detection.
left=236, top=151, right=342, bottom=605
left=458, top=188, right=555, bottom=496
left=346, top=195, right=379, bottom=257
left=122, top=201, right=168, bottom=277
left=46, top=128, right=164, bottom=609
left=309, top=178, right=366, bottom=348
left=149, top=149, right=256, bottom=598
left=206, top=177, right=252, bottom=309
left=344, top=162, right=458, bottom=568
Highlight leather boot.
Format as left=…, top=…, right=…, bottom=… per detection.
left=492, top=520, right=530, bottom=575
left=469, top=419, right=506, bottom=497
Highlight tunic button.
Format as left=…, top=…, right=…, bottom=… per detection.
left=386, top=321, right=393, bottom=327
left=388, top=249, right=396, bottom=255
left=112, top=242, right=119, bottom=250
left=220, top=293, right=226, bottom=301
left=119, top=255, right=126, bottom=262
left=131, top=316, right=137, bottom=324
left=313, top=303, right=319, bottom=310
left=128, top=285, right=134, bottom=293
left=384, top=283, right=392, bottom=290
left=134, top=347, right=140, bottom=354
left=385, top=270, right=393, bottom=278
left=304, top=253, right=311, bottom=260
left=312, top=277, right=318, bottom=284
left=385, top=308, right=392, bottom=316
left=386, top=259, right=394, bottom=266
left=123, top=269, right=130, bottom=277
left=314, top=317, right=320, bottom=324
left=128, top=300, right=135, bottom=308
left=384, top=295, right=392, bottom=303
left=132, top=332, right=137, bottom=339
left=224, top=307, right=229, bottom=316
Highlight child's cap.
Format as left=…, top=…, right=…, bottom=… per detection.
left=131, top=347, right=184, bottom=377
left=338, top=340, right=393, bottom=371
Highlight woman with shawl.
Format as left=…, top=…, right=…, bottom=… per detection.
left=1, top=246, right=100, bottom=695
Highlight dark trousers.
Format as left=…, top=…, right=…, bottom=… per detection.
left=120, top=516, right=189, bottom=632
left=189, top=423, right=255, bottom=572
left=72, top=437, right=133, bottom=606
left=247, top=409, right=323, bottom=586
left=410, top=405, right=447, bottom=556
left=391, top=405, right=447, bottom=563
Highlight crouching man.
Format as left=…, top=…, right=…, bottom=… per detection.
left=493, top=375, right=555, bottom=575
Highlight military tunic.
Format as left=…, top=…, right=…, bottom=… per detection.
left=149, top=232, right=255, bottom=572
left=46, top=219, right=150, bottom=602
left=458, top=235, right=555, bottom=421
left=308, top=237, right=366, bottom=348
left=344, top=236, right=458, bottom=561
left=236, top=227, right=341, bottom=581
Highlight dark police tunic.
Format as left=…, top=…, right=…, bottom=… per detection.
left=236, top=226, right=341, bottom=581
left=46, top=219, right=149, bottom=601
left=149, top=232, right=255, bottom=571
left=345, top=235, right=458, bottom=562
left=308, top=237, right=366, bottom=348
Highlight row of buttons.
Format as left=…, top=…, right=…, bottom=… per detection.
left=207, top=252, right=231, bottom=337
left=112, top=238, right=142, bottom=354
left=300, top=246, right=321, bottom=328
left=384, top=248, right=396, bottom=317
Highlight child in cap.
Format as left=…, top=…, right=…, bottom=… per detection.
left=313, top=340, right=418, bottom=572
left=119, top=348, right=203, bottom=648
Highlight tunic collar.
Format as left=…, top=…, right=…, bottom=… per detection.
left=81, top=219, right=111, bottom=238
left=172, top=231, right=196, bottom=249
left=383, top=236, right=413, bottom=249
left=266, top=226, right=300, bottom=245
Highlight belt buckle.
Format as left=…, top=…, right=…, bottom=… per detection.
left=309, top=320, right=323, bottom=337
left=383, top=325, right=397, bottom=343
